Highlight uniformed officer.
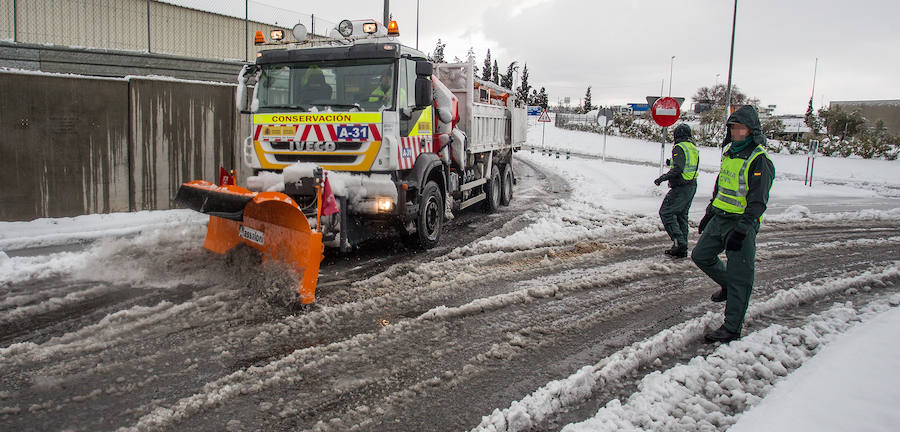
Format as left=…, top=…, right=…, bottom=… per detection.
left=369, top=73, right=393, bottom=105
left=692, top=105, right=775, bottom=343
left=654, top=123, right=699, bottom=258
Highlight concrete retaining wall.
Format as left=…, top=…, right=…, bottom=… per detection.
left=0, top=70, right=246, bottom=221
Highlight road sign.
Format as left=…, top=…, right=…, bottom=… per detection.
left=646, top=96, right=684, bottom=108
left=651, top=97, right=681, bottom=127
left=537, top=110, right=551, bottom=122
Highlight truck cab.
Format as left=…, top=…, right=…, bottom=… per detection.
left=236, top=19, right=524, bottom=251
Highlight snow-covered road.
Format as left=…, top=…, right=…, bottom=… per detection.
left=1, top=122, right=899, bottom=431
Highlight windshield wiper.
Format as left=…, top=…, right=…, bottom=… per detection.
left=320, top=103, right=362, bottom=112
left=263, top=104, right=307, bottom=111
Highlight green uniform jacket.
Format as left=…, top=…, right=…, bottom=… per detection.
left=703, top=106, right=776, bottom=236
left=657, top=144, right=696, bottom=188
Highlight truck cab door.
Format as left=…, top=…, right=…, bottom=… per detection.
left=399, top=59, right=433, bottom=137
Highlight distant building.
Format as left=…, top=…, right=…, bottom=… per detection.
left=830, top=100, right=900, bottom=135
left=628, top=103, right=649, bottom=113
left=0, top=0, right=323, bottom=63
left=693, top=102, right=712, bottom=114
left=774, top=116, right=811, bottom=141
left=759, top=104, right=777, bottom=117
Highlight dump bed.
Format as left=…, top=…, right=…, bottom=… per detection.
left=434, top=62, right=527, bottom=153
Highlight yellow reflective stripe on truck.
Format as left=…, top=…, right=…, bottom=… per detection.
left=411, top=107, right=433, bottom=136
left=253, top=113, right=382, bottom=124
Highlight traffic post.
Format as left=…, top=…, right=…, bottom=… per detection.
left=805, top=139, right=819, bottom=186
left=538, top=109, right=551, bottom=150
left=650, top=97, right=682, bottom=175
left=597, top=108, right=615, bottom=162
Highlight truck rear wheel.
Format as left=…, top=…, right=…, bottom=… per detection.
left=415, top=181, right=443, bottom=249
left=483, top=165, right=501, bottom=213
left=500, top=164, right=514, bottom=206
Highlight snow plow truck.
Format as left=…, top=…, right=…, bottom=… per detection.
left=173, top=19, right=527, bottom=303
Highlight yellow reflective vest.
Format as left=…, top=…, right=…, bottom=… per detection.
left=672, top=141, right=700, bottom=181
left=712, top=144, right=771, bottom=217
left=369, top=87, right=392, bottom=104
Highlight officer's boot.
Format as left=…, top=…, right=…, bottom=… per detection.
left=665, top=241, right=688, bottom=258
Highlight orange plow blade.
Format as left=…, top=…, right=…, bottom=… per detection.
left=174, top=182, right=324, bottom=304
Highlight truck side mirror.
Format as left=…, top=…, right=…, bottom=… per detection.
left=415, top=61, right=433, bottom=76
left=415, top=77, right=432, bottom=108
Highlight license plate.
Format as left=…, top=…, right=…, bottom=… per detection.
left=336, top=125, right=369, bottom=140
left=238, top=225, right=264, bottom=245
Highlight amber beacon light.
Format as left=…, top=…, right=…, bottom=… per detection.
left=387, top=20, right=399, bottom=36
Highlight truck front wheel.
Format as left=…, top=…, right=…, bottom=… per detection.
left=414, top=181, right=443, bottom=249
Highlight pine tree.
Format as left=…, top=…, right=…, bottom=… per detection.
left=583, top=86, right=594, bottom=113
left=432, top=39, right=446, bottom=63
left=537, top=87, right=549, bottom=110
left=492, top=60, right=499, bottom=84
left=482, top=49, right=492, bottom=81
left=516, top=63, right=531, bottom=107
left=500, top=61, right=518, bottom=89
left=804, top=97, right=821, bottom=135
left=467, top=47, right=478, bottom=78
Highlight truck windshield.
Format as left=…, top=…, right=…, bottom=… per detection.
left=256, top=59, right=396, bottom=113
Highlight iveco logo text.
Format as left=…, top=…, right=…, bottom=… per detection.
left=270, top=114, right=352, bottom=123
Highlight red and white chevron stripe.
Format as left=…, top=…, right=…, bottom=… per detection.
left=397, top=136, right=434, bottom=170
left=254, top=123, right=383, bottom=145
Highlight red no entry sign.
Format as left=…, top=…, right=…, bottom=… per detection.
left=651, top=97, right=681, bottom=127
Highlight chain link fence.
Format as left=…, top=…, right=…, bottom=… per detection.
left=0, top=0, right=337, bottom=61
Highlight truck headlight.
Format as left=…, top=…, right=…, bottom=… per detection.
left=375, top=197, right=394, bottom=213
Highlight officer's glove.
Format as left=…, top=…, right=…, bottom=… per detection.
left=726, top=230, right=746, bottom=251
left=698, top=213, right=712, bottom=234
left=653, top=176, right=664, bottom=186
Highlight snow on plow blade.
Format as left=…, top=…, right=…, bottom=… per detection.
left=173, top=180, right=324, bottom=304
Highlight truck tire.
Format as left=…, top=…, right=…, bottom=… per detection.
left=415, top=181, right=443, bottom=249
left=483, top=165, right=501, bottom=213
left=500, top=164, right=514, bottom=206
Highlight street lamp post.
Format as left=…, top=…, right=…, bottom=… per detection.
left=416, top=0, right=420, bottom=49
left=723, top=0, right=737, bottom=137
left=668, top=55, right=675, bottom=97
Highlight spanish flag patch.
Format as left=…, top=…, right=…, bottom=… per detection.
left=753, top=172, right=762, bottom=176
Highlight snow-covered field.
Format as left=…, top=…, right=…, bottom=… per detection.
left=1, top=120, right=898, bottom=431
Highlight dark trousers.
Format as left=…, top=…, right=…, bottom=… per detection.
left=659, top=182, right=697, bottom=247
left=691, top=214, right=758, bottom=333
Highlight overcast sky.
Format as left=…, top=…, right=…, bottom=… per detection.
left=170, top=0, right=899, bottom=115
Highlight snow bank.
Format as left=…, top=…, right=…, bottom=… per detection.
left=767, top=205, right=900, bottom=223
left=729, top=304, right=900, bottom=432
left=471, top=262, right=900, bottom=432
left=562, top=297, right=900, bottom=431
left=0, top=210, right=206, bottom=252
